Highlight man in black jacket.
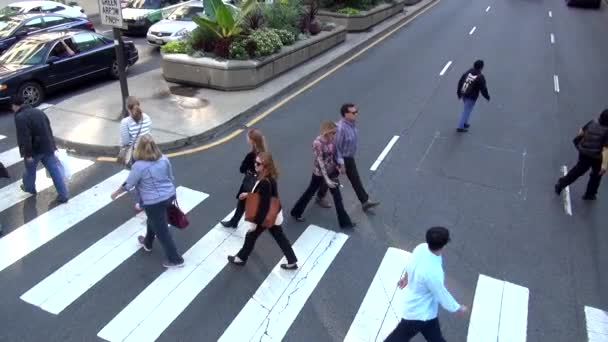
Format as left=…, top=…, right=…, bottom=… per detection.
left=13, top=97, right=69, bottom=203
left=456, top=60, right=490, bottom=132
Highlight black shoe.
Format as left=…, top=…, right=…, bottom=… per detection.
left=280, top=263, right=298, bottom=270
left=583, top=194, right=597, bottom=201
left=464, top=123, right=470, bottom=128
left=362, top=200, right=380, bottom=211
left=221, top=221, right=237, bottom=228
left=554, top=184, right=562, bottom=196
left=228, top=255, right=246, bottom=266
left=456, top=128, right=468, bottom=133
left=51, top=196, right=68, bottom=204
left=291, top=215, right=305, bottom=222
left=341, top=222, right=357, bottom=229
left=20, top=184, right=36, bottom=195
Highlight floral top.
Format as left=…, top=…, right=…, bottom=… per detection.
left=312, top=135, right=338, bottom=178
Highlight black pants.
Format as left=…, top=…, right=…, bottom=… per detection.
left=318, top=157, right=369, bottom=204
left=291, top=174, right=353, bottom=228
left=226, top=199, right=246, bottom=226
left=384, top=318, right=445, bottom=342
left=236, top=225, right=298, bottom=264
left=558, top=153, right=603, bottom=197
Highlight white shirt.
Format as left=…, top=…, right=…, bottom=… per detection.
left=401, top=243, right=461, bottom=321
left=119, top=113, right=152, bottom=147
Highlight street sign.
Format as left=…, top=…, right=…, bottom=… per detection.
left=98, top=0, right=123, bottom=28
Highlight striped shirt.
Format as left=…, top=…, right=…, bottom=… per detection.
left=335, top=118, right=358, bottom=165
left=119, top=113, right=151, bottom=147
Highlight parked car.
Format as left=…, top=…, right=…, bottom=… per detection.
left=0, top=30, right=139, bottom=107
left=566, top=0, right=601, bottom=8
left=0, top=1, right=87, bottom=18
left=121, top=0, right=196, bottom=35
left=0, top=13, right=94, bottom=54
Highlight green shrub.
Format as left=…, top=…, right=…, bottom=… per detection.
left=161, top=40, right=189, bottom=54
left=271, top=28, right=296, bottom=45
left=337, top=6, right=359, bottom=14
left=188, top=26, right=216, bottom=52
left=229, top=39, right=249, bottom=59
left=262, top=0, right=302, bottom=34
left=249, top=28, right=283, bottom=56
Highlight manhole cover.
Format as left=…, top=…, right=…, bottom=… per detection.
left=177, top=97, right=209, bottom=109
left=169, top=85, right=198, bottom=97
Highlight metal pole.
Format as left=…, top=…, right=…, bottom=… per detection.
left=112, top=27, right=130, bottom=118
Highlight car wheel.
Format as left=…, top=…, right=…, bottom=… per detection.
left=18, top=82, right=44, bottom=108
left=110, top=59, right=120, bottom=79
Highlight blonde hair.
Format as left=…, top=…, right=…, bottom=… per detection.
left=133, top=134, right=162, bottom=161
left=256, top=152, right=279, bottom=180
left=320, top=121, right=336, bottom=136
left=248, top=128, right=267, bottom=154
left=127, top=96, right=143, bottom=122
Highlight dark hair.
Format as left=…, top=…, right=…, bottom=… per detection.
left=426, top=226, right=451, bottom=251
left=473, top=60, right=484, bottom=70
left=599, top=109, right=608, bottom=126
left=11, top=96, right=24, bottom=107
left=340, top=103, right=355, bottom=117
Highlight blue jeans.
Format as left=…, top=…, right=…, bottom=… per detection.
left=142, top=196, right=183, bottom=264
left=458, top=98, right=476, bottom=129
left=23, top=152, right=69, bottom=200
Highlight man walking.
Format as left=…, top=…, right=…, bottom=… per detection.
left=316, top=103, right=380, bottom=211
left=456, top=60, right=490, bottom=132
left=385, top=227, right=467, bottom=342
left=13, top=97, right=69, bottom=204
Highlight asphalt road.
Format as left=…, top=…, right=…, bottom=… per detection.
left=0, top=0, right=607, bottom=341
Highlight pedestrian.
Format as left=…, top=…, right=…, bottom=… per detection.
left=0, top=161, right=8, bottom=234
left=290, top=121, right=356, bottom=229
left=555, top=109, right=608, bottom=200
left=385, top=227, right=467, bottom=342
left=317, top=103, right=380, bottom=212
left=118, top=96, right=152, bottom=211
left=13, top=97, right=69, bottom=204
left=110, top=134, right=184, bottom=268
left=456, top=60, right=490, bottom=132
left=221, top=128, right=267, bottom=228
left=227, top=152, right=298, bottom=270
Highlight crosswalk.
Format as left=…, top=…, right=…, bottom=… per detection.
left=0, top=141, right=603, bottom=342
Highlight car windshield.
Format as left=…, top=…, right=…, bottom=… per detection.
left=125, top=0, right=162, bottom=9
left=0, top=39, right=48, bottom=65
left=168, top=5, right=203, bottom=21
left=0, top=17, right=23, bottom=38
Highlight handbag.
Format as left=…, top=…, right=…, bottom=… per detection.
left=244, top=180, right=281, bottom=228
left=117, top=120, right=144, bottom=169
left=167, top=199, right=189, bottom=229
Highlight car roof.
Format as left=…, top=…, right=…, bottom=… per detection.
left=20, top=29, right=97, bottom=43
left=9, top=1, right=67, bottom=9
left=6, top=12, right=77, bottom=21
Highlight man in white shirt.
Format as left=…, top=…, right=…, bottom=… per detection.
left=385, top=227, right=468, bottom=341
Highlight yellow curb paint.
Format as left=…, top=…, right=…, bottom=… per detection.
left=96, top=0, right=439, bottom=162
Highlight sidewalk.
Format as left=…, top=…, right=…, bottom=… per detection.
left=50, top=0, right=437, bottom=156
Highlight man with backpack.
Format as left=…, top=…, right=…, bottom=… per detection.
left=555, top=109, right=608, bottom=201
left=456, top=60, right=490, bottom=132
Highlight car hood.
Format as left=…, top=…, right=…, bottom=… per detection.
left=148, top=20, right=196, bottom=34
left=121, top=8, right=152, bottom=19
left=0, top=63, right=34, bottom=79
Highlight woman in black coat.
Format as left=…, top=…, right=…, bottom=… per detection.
left=221, top=129, right=267, bottom=228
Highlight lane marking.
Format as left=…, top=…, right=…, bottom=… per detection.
left=97, top=210, right=246, bottom=342
left=554, top=75, right=560, bottom=93
left=0, top=156, right=94, bottom=212
left=219, top=226, right=348, bottom=342
left=585, top=306, right=608, bottom=341
left=561, top=165, right=572, bottom=216
left=370, top=135, right=400, bottom=171
left=21, top=187, right=208, bottom=314
left=416, top=131, right=440, bottom=171
left=36, top=103, right=53, bottom=111
left=0, top=171, right=129, bottom=273
left=469, top=26, right=477, bottom=35
left=439, top=61, right=453, bottom=76
left=486, top=6, right=491, bottom=12
left=344, top=247, right=411, bottom=342
left=467, top=275, right=529, bottom=342
left=0, top=135, right=6, bottom=140
left=550, top=33, right=555, bottom=44
left=549, top=10, right=552, bottom=17
left=0, top=147, right=25, bottom=168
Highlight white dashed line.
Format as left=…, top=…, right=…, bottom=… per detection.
left=561, top=166, right=572, bottom=216
left=553, top=75, right=560, bottom=93
left=370, top=135, right=399, bottom=171
left=439, top=61, right=452, bottom=76
left=549, top=10, right=552, bottom=17
left=486, top=6, right=491, bottom=12
left=469, top=26, right=477, bottom=35
left=550, top=33, right=555, bottom=44
left=0, top=135, right=5, bottom=140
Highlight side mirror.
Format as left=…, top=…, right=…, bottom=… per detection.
left=15, top=31, right=27, bottom=38
left=47, top=56, right=60, bottom=64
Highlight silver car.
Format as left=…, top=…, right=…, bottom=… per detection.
left=146, top=1, right=202, bottom=46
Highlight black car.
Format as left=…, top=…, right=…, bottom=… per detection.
left=0, top=13, right=94, bottom=54
left=566, top=0, right=601, bottom=7
left=0, top=30, right=138, bottom=107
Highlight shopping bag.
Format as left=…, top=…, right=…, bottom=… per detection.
left=167, top=200, right=189, bottom=229
left=56, top=149, right=73, bottom=180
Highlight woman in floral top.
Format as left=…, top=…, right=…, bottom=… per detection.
left=290, top=121, right=355, bottom=229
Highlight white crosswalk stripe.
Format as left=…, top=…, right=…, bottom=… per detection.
left=585, top=306, right=608, bottom=341
left=0, top=147, right=24, bottom=168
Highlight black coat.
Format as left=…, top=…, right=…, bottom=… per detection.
left=236, top=151, right=257, bottom=198
left=14, top=105, right=57, bottom=158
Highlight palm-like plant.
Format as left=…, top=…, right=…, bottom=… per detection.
left=193, top=0, right=258, bottom=40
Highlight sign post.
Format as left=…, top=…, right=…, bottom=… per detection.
left=98, top=0, right=130, bottom=118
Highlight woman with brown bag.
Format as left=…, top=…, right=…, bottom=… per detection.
left=227, top=152, right=298, bottom=270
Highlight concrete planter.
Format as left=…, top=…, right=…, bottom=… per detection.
left=161, top=27, right=346, bottom=91
left=317, top=0, right=407, bottom=32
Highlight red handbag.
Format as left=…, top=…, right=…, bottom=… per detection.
left=167, top=200, right=189, bottom=229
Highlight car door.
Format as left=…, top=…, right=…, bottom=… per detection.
left=69, top=32, right=112, bottom=76
left=44, top=38, right=84, bottom=89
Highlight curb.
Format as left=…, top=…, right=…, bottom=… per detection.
left=59, top=0, right=437, bottom=158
